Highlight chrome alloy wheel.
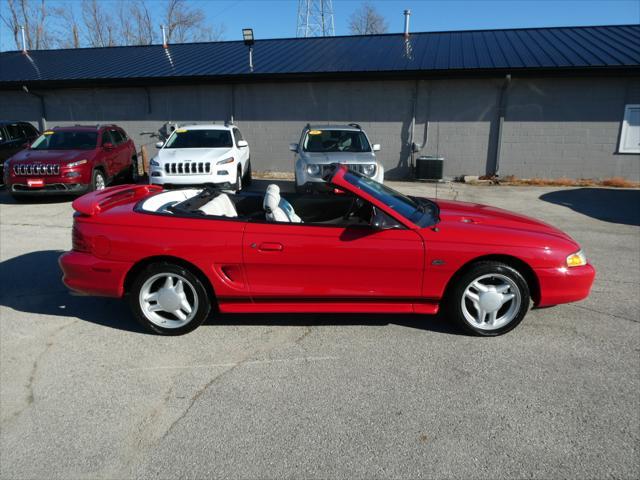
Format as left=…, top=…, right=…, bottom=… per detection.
left=138, top=273, right=199, bottom=329
left=461, top=273, right=521, bottom=331
left=95, top=172, right=106, bottom=190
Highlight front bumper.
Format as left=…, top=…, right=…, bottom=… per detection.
left=296, top=161, right=384, bottom=186
left=150, top=168, right=237, bottom=186
left=10, top=182, right=90, bottom=195
left=535, top=263, right=596, bottom=307
left=59, top=251, right=132, bottom=298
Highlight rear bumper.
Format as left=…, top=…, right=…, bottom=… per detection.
left=59, top=251, right=132, bottom=298
left=535, top=264, right=596, bottom=307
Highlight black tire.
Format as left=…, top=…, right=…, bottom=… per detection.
left=235, top=165, right=242, bottom=191
left=446, top=261, right=530, bottom=336
left=90, top=169, right=107, bottom=192
left=125, top=156, right=138, bottom=183
left=243, top=159, right=252, bottom=186
left=129, top=262, right=211, bottom=336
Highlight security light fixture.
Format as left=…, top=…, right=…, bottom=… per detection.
left=242, top=28, right=254, bottom=46
left=242, top=28, right=255, bottom=72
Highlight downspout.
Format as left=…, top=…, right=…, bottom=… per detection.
left=230, top=83, right=236, bottom=123
left=21, top=85, right=47, bottom=131
left=409, top=78, right=419, bottom=177
left=493, top=74, right=511, bottom=177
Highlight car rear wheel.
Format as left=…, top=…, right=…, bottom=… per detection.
left=129, top=262, right=211, bottom=335
left=91, top=169, right=106, bottom=191
left=446, top=261, right=530, bottom=336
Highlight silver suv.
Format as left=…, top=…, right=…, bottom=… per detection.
left=290, top=124, right=383, bottom=192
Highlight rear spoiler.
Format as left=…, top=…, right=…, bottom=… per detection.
left=72, top=184, right=162, bottom=216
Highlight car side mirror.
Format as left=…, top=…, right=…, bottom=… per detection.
left=155, top=141, right=164, bottom=149
left=237, top=140, right=248, bottom=148
left=289, top=143, right=298, bottom=152
left=372, top=144, right=381, bottom=152
left=103, top=142, right=114, bottom=150
left=371, top=207, right=402, bottom=230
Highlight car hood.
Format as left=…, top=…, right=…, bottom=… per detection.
left=156, top=148, right=233, bottom=163
left=300, top=151, right=376, bottom=164
left=9, top=149, right=93, bottom=164
left=434, top=199, right=579, bottom=247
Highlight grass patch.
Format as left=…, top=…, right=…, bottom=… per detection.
left=498, top=175, right=639, bottom=188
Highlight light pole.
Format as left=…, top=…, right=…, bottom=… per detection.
left=242, top=28, right=255, bottom=72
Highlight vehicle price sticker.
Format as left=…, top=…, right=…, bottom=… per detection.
left=27, top=178, right=45, bottom=188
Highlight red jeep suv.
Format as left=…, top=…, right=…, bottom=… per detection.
left=3, top=124, right=137, bottom=199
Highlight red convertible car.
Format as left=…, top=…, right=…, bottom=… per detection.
left=59, top=164, right=595, bottom=336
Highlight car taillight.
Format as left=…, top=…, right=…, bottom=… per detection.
left=72, top=224, right=91, bottom=252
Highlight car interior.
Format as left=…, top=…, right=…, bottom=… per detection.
left=139, top=184, right=376, bottom=226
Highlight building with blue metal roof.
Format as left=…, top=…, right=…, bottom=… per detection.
left=0, top=24, right=638, bottom=179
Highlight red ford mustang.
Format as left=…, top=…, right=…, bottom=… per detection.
left=59, top=164, right=595, bottom=336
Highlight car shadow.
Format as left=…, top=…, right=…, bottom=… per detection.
left=0, top=250, right=461, bottom=336
left=539, top=188, right=640, bottom=226
left=0, top=189, right=76, bottom=205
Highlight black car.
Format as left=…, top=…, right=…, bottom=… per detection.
left=1, top=121, right=40, bottom=185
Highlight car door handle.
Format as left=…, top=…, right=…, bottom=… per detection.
left=256, top=242, right=283, bottom=252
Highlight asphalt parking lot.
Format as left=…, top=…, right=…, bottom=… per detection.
left=1, top=180, right=638, bottom=479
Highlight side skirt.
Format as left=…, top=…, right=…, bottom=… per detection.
left=217, top=299, right=439, bottom=315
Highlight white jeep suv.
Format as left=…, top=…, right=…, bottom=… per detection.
left=150, top=124, right=251, bottom=190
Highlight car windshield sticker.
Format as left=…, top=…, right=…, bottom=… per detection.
left=176, top=128, right=188, bottom=133
left=308, top=130, right=322, bottom=135
left=43, top=131, right=54, bottom=135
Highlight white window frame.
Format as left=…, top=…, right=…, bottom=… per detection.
left=619, top=104, right=640, bottom=154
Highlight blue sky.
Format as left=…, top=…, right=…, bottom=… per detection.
left=1, top=0, right=638, bottom=50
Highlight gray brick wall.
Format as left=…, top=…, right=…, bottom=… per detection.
left=0, top=75, right=637, bottom=180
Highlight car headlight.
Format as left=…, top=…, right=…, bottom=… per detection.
left=217, top=157, right=234, bottom=165
left=66, top=159, right=88, bottom=168
left=362, top=164, right=376, bottom=176
left=150, top=158, right=161, bottom=167
left=306, top=164, right=321, bottom=176
left=566, top=249, right=587, bottom=267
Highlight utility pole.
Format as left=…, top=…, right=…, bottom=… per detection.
left=296, top=0, right=335, bottom=37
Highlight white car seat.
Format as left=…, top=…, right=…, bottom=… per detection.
left=198, top=193, right=238, bottom=217
left=263, top=184, right=302, bottom=223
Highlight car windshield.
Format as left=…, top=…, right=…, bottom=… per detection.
left=165, top=129, right=232, bottom=149
left=30, top=131, right=98, bottom=150
left=303, top=129, right=371, bottom=153
left=342, top=171, right=438, bottom=227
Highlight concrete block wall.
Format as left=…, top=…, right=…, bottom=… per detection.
left=0, top=75, right=637, bottom=180
left=499, top=77, right=640, bottom=180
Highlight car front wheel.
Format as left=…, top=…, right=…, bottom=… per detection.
left=91, top=169, right=106, bottom=191
left=235, top=166, right=242, bottom=191
left=129, top=262, right=211, bottom=335
left=446, top=261, right=530, bottom=336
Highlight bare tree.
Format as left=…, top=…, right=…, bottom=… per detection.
left=12, top=0, right=225, bottom=50
left=1, top=0, right=52, bottom=50
left=52, top=6, right=81, bottom=48
left=121, top=0, right=156, bottom=46
left=163, top=0, right=224, bottom=43
left=81, top=0, right=119, bottom=47
left=349, top=1, right=388, bottom=35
